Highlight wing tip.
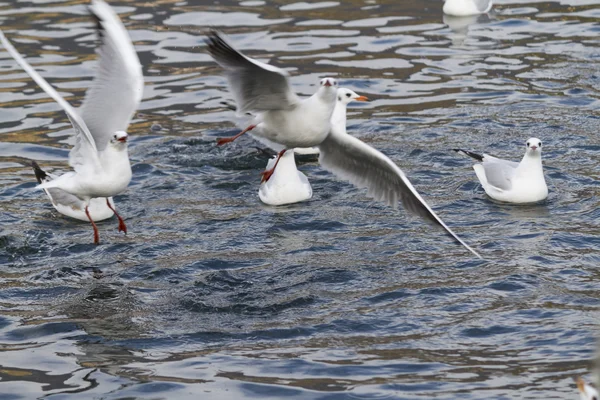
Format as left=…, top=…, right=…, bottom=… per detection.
left=454, top=148, right=484, bottom=162
left=31, top=161, right=47, bottom=184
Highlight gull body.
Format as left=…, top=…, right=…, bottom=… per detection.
left=259, top=88, right=368, bottom=205
left=207, top=30, right=481, bottom=258
left=32, top=162, right=115, bottom=222
left=454, top=138, right=547, bottom=204
left=294, top=88, right=368, bottom=156
left=259, top=151, right=312, bottom=206
left=0, top=0, right=143, bottom=243
left=443, top=0, right=492, bottom=16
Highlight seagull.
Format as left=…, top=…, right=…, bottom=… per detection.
left=206, top=30, right=338, bottom=183
left=443, top=0, right=492, bottom=16
left=577, top=377, right=599, bottom=400
left=0, top=0, right=143, bottom=244
left=258, top=151, right=312, bottom=206
left=454, top=138, right=548, bottom=204
left=294, top=88, right=368, bottom=157
left=207, top=30, right=481, bottom=259
left=259, top=88, right=367, bottom=205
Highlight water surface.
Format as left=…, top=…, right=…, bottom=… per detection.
left=0, top=0, right=600, bottom=398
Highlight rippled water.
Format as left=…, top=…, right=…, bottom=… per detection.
left=1, top=0, right=600, bottom=398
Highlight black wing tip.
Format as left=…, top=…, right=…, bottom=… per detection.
left=453, top=148, right=484, bottom=162
left=31, top=161, right=47, bottom=184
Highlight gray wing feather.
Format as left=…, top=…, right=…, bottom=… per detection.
left=80, top=0, right=143, bottom=151
left=206, top=30, right=300, bottom=113
left=318, top=129, right=481, bottom=259
left=482, top=159, right=516, bottom=190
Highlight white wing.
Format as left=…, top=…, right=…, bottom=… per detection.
left=0, top=30, right=102, bottom=174
left=206, top=30, right=300, bottom=113
left=318, top=128, right=481, bottom=259
left=80, top=0, right=143, bottom=152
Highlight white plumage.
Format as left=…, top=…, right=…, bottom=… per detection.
left=455, top=138, right=548, bottom=204
left=0, top=0, right=143, bottom=243
left=208, top=30, right=481, bottom=258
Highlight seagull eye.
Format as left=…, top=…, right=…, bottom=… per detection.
left=527, top=142, right=530, bottom=147
left=346, top=93, right=351, bottom=98
left=334, top=81, right=338, bottom=86
left=539, top=142, right=542, bottom=147
left=113, top=135, right=117, bottom=139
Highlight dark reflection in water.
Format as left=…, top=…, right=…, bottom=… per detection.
left=0, top=0, right=600, bottom=398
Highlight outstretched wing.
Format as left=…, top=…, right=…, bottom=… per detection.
left=206, top=30, right=300, bottom=113
left=79, top=0, right=144, bottom=152
left=319, top=128, right=481, bottom=259
left=0, top=30, right=102, bottom=175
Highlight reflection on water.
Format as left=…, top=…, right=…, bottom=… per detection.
left=1, top=0, right=600, bottom=398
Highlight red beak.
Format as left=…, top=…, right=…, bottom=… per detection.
left=118, top=137, right=127, bottom=143
left=530, top=146, right=537, bottom=150
left=324, top=80, right=332, bottom=87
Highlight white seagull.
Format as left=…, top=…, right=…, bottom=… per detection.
left=207, top=30, right=481, bottom=259
left=258, top=151, right=312, bottom=206
left=443, top=0, right=493, bottom=16
left=294, top=88, right=368, bottom=157
left=454, top=138, right=548, bottom=204
left=259, top=88, right=369, bottom=206
left=577, top=377, right=599, bottom=400
left=207, top=30, right=338, bottom=183
left=0, top=0, right=143, bottom=244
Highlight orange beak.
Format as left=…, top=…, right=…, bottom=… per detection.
left=355, top=95, right=369, bottom=102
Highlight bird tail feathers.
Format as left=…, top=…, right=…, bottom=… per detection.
left=453, top=149, right=484, bottom=162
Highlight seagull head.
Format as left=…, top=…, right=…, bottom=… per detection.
left=320, top=77, right=337, bottom=88
left=525, top=137, right=542, bottom=155
left=576, top=377, right=598, bottom=400
left=337, top=88, right=369, bottom=105
left=110, top=131, right=129, bottom=148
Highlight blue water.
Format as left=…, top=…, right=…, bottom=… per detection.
left=0, top=0, right=600, bottom=398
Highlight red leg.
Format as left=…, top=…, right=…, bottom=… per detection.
left=85, top=206, right=100, bottom=245
left=106, top=199, right=127, bottom=234
left=217, top=124, right=256, bottom=146
left=261, top=149, right=287, bottom=183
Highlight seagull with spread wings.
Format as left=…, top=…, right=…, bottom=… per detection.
left=207, top=30, right=481, bottom=259
left=0, top=0, right=143, bottom=244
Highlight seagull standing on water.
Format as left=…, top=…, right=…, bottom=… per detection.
left=207, top=30, right=481, bottom=258
left=443, top=0, right=493, bottom=16
left=454, top=138, right=548, bottom=204
left=0, top=0, right=143, bottom=244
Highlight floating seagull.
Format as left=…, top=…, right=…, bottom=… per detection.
left=577, top=377, right=599, bottom=400
left=207, top=30, right=481, bottom=258
left=294, top=88, right=368, bottom=157
left=454, top=138, right=547, bottom=204
left=0, top=0, right=143, bottom=244
left=443, top=0, right=492, bottom=16
left=258, top=151, right=312, bottom=206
